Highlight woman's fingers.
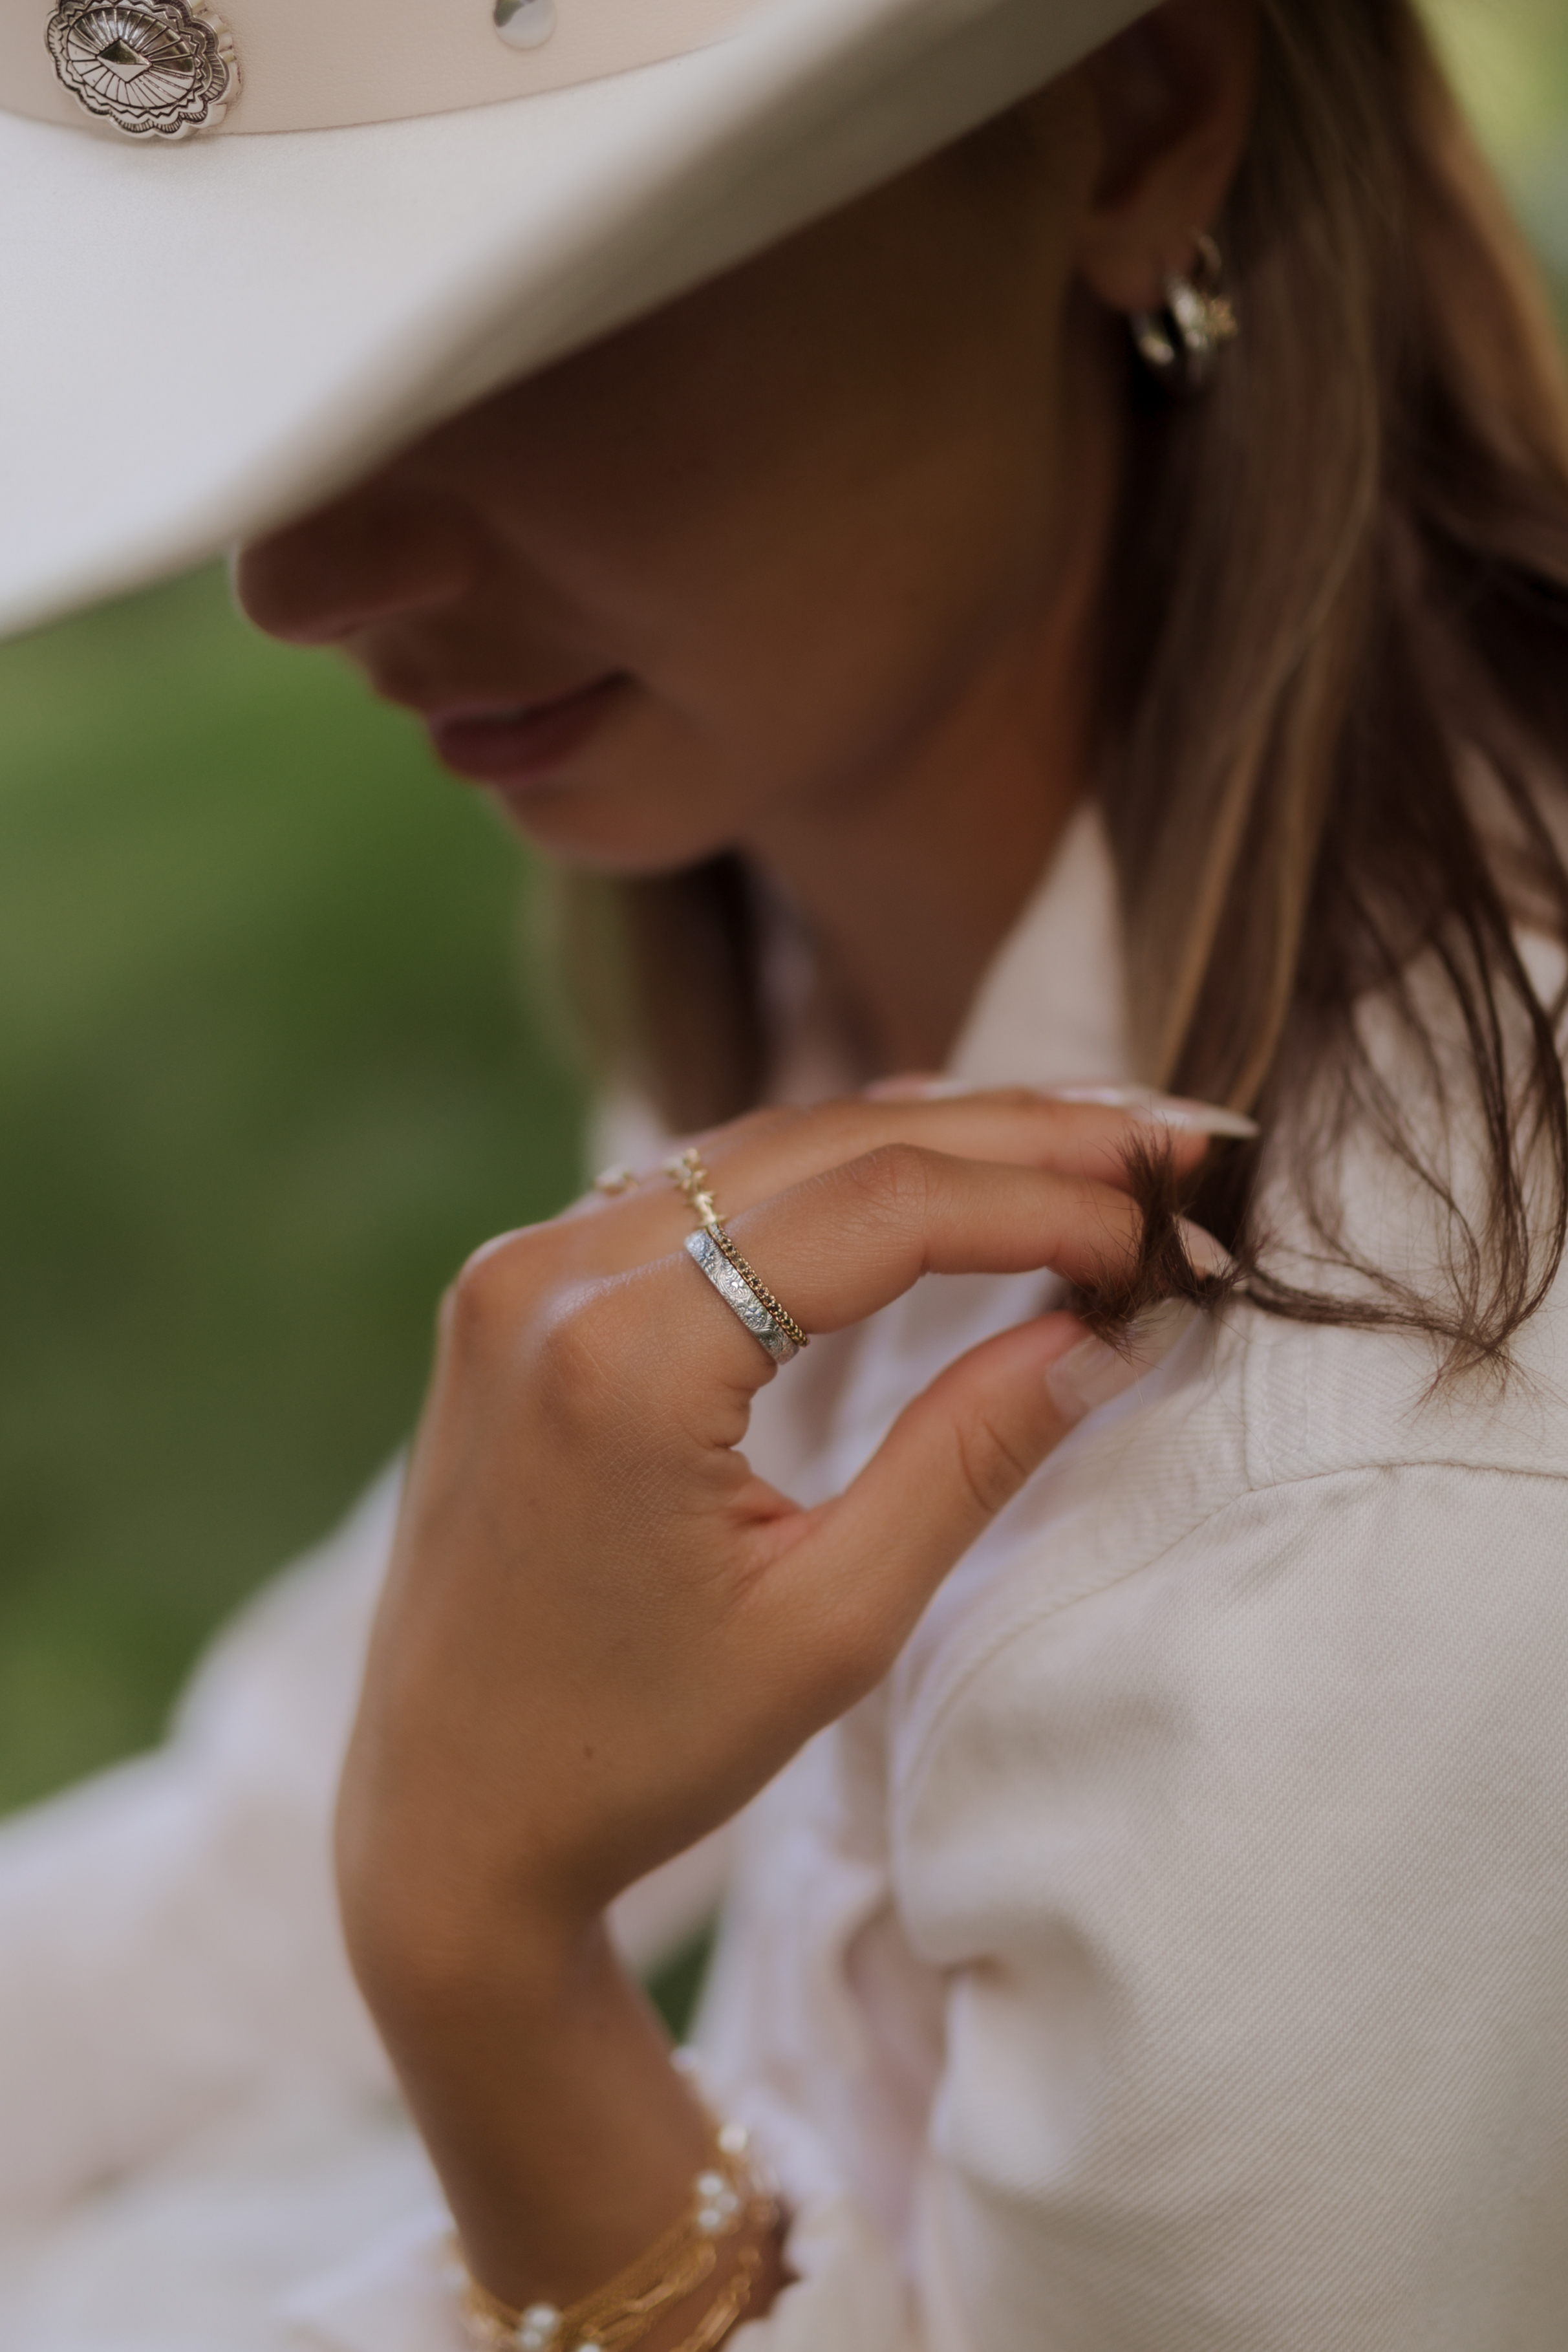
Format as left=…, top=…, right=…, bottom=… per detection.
left=727, top=1145, right=1144, bottom=1332
left=567, top=1089, right=1216, bottom=1277
left=745, top=1312, right=1091, bottom=1696
left=594, top=1143, right=1150, bottom=1421
left=863, top=1075, right=1258, bottom=1141
left=707, top=1092, right=1213, bottom=1204
left=745, top=1298, right=1195, bottom=1703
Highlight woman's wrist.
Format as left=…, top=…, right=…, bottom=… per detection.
left=335, top=1756, right=610, bottom=2022
left=407, top=1943, right=789, bottom=2348
left=351, top=1901, right=720, bottom=2305
left=455, top=2092, right=786, bottom=2352
left=336, top=1736, right=766, bottom=2315
left=340, top=1861, right=603, bottom=2031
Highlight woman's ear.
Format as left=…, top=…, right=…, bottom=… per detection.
left=1045, top=0, right=1260, bottom=312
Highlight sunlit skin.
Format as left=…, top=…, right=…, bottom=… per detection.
left=236, top=3, right=1256, bottom=2337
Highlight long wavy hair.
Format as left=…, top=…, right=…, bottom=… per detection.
left=555, top=0, right=1568, bottom=1374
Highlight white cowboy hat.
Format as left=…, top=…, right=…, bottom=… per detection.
left=0, top=0, right=1151, bottom=638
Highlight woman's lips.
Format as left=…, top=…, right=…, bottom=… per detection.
left=425, top=674, right=628, bottom=783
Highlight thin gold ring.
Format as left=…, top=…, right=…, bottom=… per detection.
left=666, top=1148, right=809, bottom=1356
left=702, top=1221, right=808, bottom=1352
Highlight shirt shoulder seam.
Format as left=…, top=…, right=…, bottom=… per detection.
left=895, top=1454, right=1568, bottom=1811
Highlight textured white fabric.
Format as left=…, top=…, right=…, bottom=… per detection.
left=4, top=807, right=1568, bottom=2348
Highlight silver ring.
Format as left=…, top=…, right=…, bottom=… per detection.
left=684, top=1228, right=799, bottom=1363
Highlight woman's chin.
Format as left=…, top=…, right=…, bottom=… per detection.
left=478, top=770, right=731, bottom=878
left=424, top=693, right=732, bottom=871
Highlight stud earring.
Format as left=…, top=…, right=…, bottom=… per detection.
left=1130, top=232, right=1239, bottom=394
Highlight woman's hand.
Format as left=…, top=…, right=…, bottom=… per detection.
left=334, top=1090, right=1208, bottom=2318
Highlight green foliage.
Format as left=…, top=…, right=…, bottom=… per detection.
left=646, top=1930, right=718, bottom=2040
left=1423, top=0, right=1568, bottom=295
left=0, top=568, right=583, bottom=1809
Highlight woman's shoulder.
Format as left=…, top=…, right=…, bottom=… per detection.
left=866, top=1327, right=1568, bottom=2352
left=888, top=1291, right=1568, bottom=1818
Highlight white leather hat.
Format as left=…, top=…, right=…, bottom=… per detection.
left=0, top=0, right=1152, bottom=636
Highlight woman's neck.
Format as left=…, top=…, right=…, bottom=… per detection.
left=744, top=338, right=1117, bottom=1078
left=749, top=628, right=1094, bottom=1075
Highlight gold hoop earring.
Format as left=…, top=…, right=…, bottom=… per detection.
left=1130, top=231, right=1239, bottom=394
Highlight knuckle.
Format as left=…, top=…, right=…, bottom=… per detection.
left=803, top=1594, right=898, bottom=1719
left=814, top=1098, right=880, bottom=1156
left=681, top=1106, right=802, bottom=1210
left=843, top=1139, right=939, bottom=1222
left=713, top=1103, right=803, bottom=1153
left=952, top=1407, right=1036, bottom=1518
left=442, top=1232, right=531, bottom=1346
left=530, top=1283, right=621, bottom=1401
left=440, top=1227, right=578, bottom=1374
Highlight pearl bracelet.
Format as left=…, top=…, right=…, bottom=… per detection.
left=456, top=2111, right=776, bottom=2352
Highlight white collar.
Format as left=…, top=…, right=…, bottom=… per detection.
left=592, top=801, right=1134, bottom=1178
left=948, top=801, right=1130, bottom=1090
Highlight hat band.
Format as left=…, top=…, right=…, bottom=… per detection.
left=0, top=0, right=758, bottom=138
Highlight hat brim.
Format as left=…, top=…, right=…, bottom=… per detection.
left=0, top=0, right=1149, bottom=638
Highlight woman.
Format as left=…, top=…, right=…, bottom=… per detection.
left=2, top=0, right=1567, bottom=2344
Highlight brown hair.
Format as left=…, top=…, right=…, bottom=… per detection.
left=557, top=0, right=1568, bottom=1374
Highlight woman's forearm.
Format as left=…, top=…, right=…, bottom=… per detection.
left=352, top=1904, right=784, bottom=2334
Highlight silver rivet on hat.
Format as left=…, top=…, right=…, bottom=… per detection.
left=45, top=0, right=238, bottom=138
left=493, top=0, right=555, bottom=50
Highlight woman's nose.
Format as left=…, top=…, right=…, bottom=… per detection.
left=233, top=476, right=480, bottom=645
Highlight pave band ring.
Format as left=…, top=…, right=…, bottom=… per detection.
left=667, top=1149, right=809, bottom=1364
left=684, top=1228, right=802, bottom=1363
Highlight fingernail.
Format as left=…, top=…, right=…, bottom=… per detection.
left=1046, top=1333, right=1143, bottom=1423
left=1046, top=1084, right=1258, bottom=1139
left=863, top=1074, right=976, bottom=1101
left=1177, top=1218, right=1233, bottom=1279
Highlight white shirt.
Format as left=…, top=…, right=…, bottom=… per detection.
left=3, top=810, right=1567, bottom=2351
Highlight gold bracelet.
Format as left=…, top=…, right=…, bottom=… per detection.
left=456, top=2117, right=777, bottom=2352
left=666, top=2238, right=766, bottom=2352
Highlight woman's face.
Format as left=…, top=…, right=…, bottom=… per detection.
left=235, top=98, right=1112, bottom=877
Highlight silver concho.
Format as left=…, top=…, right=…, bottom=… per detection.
left=46, top=0, right=237, bottom=138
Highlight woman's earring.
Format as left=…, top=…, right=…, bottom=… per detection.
left=1130, top=232, right=1239, bottom=395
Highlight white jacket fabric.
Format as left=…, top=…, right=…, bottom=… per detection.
left=3, top=810, right=1567, bottom=2351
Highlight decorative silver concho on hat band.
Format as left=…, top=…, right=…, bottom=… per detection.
left=46, top=0, right=237, bottom=137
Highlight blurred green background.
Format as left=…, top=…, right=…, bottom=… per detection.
left=1, top=0, right=1566, bottom=1821
left=0, top=580, right=583, bottom=1809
